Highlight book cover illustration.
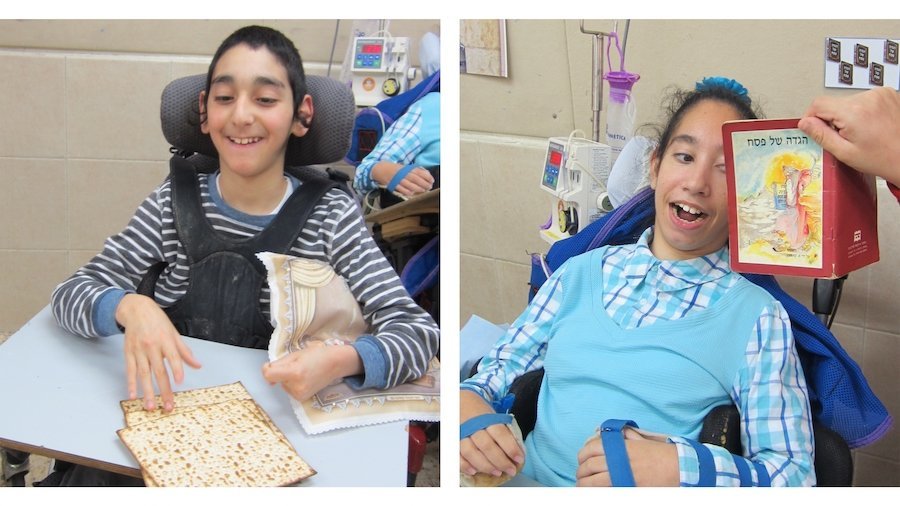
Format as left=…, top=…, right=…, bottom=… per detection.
left=729, top=127, right=824, bottom=269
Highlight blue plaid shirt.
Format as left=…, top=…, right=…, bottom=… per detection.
left=353, top=92, right=440, bottom=193
left=462, top=227, right=815, bottom=486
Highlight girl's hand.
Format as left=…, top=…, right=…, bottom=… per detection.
left=575, top=427, right=680, bottom=487
left=459, top=390, right=525, bottom=479
left=117, top=294, right=201, bottom=412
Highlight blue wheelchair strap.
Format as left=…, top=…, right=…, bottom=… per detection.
left=731, top=454, right=753, bottom=487
left=599, top=419, right=638, bottom=487
left=460, top=413, right=513, bottom=440
left=684, top=439, right=718, bottom=486
left=752, top=461, right=771, bottom=486
left=386, top=163, right=417, bottom=192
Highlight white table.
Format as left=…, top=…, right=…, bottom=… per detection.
left=0, top=306, right=408, bottom=486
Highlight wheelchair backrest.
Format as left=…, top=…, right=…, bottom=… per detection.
left=160, top=73, right=356, bottom=167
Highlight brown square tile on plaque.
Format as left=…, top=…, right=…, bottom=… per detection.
left=870, top=62, right=884, bottom=86
left=840, top=61, right=854, bottom=85
left=854, top=43, right=869, bottom=67
left=885, top=39, right=898, bottom=65
left=827, top=38, right=842, bottom=62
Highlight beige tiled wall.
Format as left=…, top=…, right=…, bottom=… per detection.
left=0, top=19, right=437, bottom=334
left=461, top=19, right=900, bottom=486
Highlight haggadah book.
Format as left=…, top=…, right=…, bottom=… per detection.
left=723, top=118, right=879, bottom=278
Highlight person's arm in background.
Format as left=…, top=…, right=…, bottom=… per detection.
left=799, top=87, right=900, bottom=200
left=352, top=101, right=435, bottom=197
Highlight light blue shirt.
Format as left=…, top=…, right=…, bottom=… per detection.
left=353, top=92, right=440, bottom=193
left=461, top=227, right=815, bottom=486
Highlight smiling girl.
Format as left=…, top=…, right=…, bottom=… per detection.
left=460, top=78, right=815, bottom=487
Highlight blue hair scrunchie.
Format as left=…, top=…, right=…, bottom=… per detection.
left=695, top=76, right=751, bottom=105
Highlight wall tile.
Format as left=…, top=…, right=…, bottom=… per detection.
left=865, top=184, right=900, bottom=334
left=0, top=251, right=69, bottom=333
left=858, top=329, right=900, bottom=462
left=496, top=260, right=533, bottom=325
left=776, top=271, right=869, bottom=328
left=853, top=452, right=900, bottom=486
left=460, top=253, right=502, bottom=327
left=460, top=20, right=576, bottom=139
left=172, top=60, right=211, bottom=82
left=66, top=56, right=172, bottom=161
left=0, top=53, right=66, bottom=158
left=0, top=159, right=67, bottom=249
left=67, top=159, right=168, bottom=251
left=832, top=266, right=870, bottom=328
left=0, top=20, right=438, bottom=70
left=67, top=250, right=102, bottom=277
left=460, top=137, right=490, bottom=257
left=478, top=135, right=557, bottom=265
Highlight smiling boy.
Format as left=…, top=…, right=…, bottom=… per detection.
left=52, top=26, right=439, bottom=415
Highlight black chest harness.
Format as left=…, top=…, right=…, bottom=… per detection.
left=137, top=156, right=340, bottom=349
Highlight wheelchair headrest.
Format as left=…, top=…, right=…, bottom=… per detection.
left=160, top=74, right=356, bottom=166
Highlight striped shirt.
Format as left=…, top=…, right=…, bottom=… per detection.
left=51, top=171, right=440, bottom=390
left=462, top=227, right=814, bottom=486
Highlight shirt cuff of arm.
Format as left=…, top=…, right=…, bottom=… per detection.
left=459, top=383, right=494, bottom=403
left=347, top=336, right=388, bottom=390
left=669, top=436, right=702, bottom=486
left=93, top=288, right=128, bottom=337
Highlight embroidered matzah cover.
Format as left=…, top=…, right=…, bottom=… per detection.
left=258, top=252, right=439, bottom=434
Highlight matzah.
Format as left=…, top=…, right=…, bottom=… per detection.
left=121, top=382, right=252, bottom=426
left=118, top=383, right=315, bottom=487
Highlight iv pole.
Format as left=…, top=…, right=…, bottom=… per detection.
left=579, top=20, right=630, bottom=143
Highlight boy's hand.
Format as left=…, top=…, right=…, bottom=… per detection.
left=262, top=344, right=362, bottom=402
left=575, top=428, right=679, bottom=487
left=116, top=293, right=201, bottom=412
left=459, top=390, right=525, bottom=479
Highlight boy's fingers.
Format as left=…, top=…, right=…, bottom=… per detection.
left=262, top=360, right=292, bottom=384
left=176, top=338, right=202, bottom=369
left=125, top=352, right=138, bottom=400
left=138, top=359, right=157, bottom=411
left=150, top=355, right=174, bottom=412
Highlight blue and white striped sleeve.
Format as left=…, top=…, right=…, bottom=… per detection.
left=670, top=300, right=816, bottom=486
left=353, top=103, right=425, bottom=193
left=51, top=184, right=170, bottom=338
left=460, top=262, right=568, bottom=405
left=320, top=190, right=439, bottom=391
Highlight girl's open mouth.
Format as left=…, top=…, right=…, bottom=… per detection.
left=672, top=202, right=706, bottom=223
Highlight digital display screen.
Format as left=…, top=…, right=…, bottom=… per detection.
left=542, top=146, right=564, bottom=191
left=549, top=150, right=562, bottom=167
left=361, top=44, right=383, bottom=54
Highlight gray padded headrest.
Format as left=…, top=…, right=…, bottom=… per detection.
left=160, top=74, right=356, bottom=166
